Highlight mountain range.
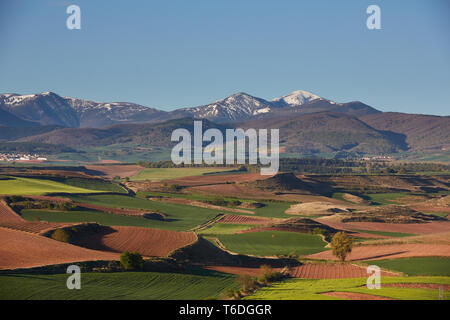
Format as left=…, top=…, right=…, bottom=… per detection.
left=0, top=90, right=448, bottom=158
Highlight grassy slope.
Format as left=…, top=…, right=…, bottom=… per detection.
left=245, top=276, right=450, bottom=300
left=0, top=176, right=103, bottom=195
left=21, top=209, right=167, bottom=229
left=130, top=167, right=232, bottom=181
left=59, top=177, right=125, bottom=193
left=65, top=194, right=221, bottom=231
left=218, top=231, right=326, bottom=257
left=0, top=270, right=238, bottom=300
left=367, top=257, right=450, bottom=276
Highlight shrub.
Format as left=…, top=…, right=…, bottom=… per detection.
left=51, top=229, right=71, bottom=243
left=258, top=264, right=284, bottom=283
left=330, top=232, right=353, bottom=261
left=120, top=251, right=144, bottom=271
left=207, top=197, right=228, bottom=206
left=238, top=275, right=258, bottom=293
left=229, top=200, right=242, bottom=206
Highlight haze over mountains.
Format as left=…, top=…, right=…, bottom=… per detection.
left=0, top=90, right=448, bottom=158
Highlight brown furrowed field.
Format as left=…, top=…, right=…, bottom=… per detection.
left=0, top=221, right=76, bottom=235
left=316, top=219, right=450, bottom=235
left=75, top=226, right=197, bottom=257
left=206, top=263, right=398, bottom=279
left=220, top=214, right=276, bottom=225
left=0, top=200, right=24, bottom=223
left=308, top=244, right=450, bottom=261
left=0, top=227, right=119, bottom=270
left=85, top=165, right=145, bottom=179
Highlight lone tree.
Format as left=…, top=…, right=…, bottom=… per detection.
left=330, top=232, right=353, bottom=261
left=120, top=251, right=144, bottom=271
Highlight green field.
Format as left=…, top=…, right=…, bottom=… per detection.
left=0, top=176, right=104, bottom=195
left=21, top=209, right=169, bottom=229
left=364, top=192, right=409, bottom=205
left=198, top=223, right=255, bottom=236
left=130, top=167, right=233, bottom=181
left=218, top=231, right=326, bottom=257
left=0, top=270, right=238, bottom=300
left=137, top=192, right=292, bottom=218
left=366, top=257, right=450, bottom=276
left=56, top=177, right=126, bottom=193
left=65, top=194, right=221, bottom=231
left=245, top=276, right=450, bottom=300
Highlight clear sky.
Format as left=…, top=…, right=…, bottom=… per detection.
left=1, top=0, right=449, bottom=115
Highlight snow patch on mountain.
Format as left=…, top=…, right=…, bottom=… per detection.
left=271, top=90, right=324, bottom=106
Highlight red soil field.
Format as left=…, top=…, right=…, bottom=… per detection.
left=0, top=201, right=24, bottom=223
left=316, top=219, right=450, bottom=235
left=167, top=173, right=270, bottom=187
left=220, top=214, right=275, bottom=225
left=0, top=227, right=119, bottom=270
left=307, top=244, right=450, bottom=261
left=189, top=183, right=273, bottom=198
left=206, top=263, right=398, bottom=279
left=85, top=165, right=145, bottom=179
left=75, top=226, right=197, bottom=257
left=289, top=263, right=398, bottom=278
left=0, top=221, right=75, bottom=235
left=321, top=292, right=394, bottom=300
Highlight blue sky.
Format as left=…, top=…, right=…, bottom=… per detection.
left=0, top=0, right=449, bottom=115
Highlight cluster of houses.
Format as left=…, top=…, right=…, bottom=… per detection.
left=0, top=153, right=47, bottom=162
left=361, top=155, right=393, bottom=161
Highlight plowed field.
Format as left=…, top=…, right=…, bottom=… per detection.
left=76, top=226, right=197, bottom=257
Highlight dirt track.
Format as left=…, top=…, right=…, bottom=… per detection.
left=307, top=244, right=450, bottom=261
left=0, top=227, right=119, bottom=270
left=75, top=226, right=197, bottom=257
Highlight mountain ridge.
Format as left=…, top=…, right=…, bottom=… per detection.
left=0, top=90, right=380, bottom=128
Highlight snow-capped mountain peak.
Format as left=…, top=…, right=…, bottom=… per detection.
left=271, top=90, right=324, bottom=107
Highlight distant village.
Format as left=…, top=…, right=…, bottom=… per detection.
left=0, top=153, right=47, bottom=162
left=361, top=155, right=393, bottom=161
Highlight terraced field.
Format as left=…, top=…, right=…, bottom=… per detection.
left=0, top=270, right=238, bottom=300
